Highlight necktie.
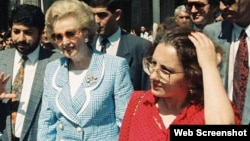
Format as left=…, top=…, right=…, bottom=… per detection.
left=233, top=30, right=248, bottom=118
left=101, top=38, right=109, bottom=53
left=11, top=56, right=28, bottom=136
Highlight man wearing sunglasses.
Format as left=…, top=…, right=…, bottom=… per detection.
left=0, top=4, right=61, bottom=141
left=185, top=0, right=219, bottom=31
left=90, top=0, right=152, bottom=90
left=203, top=0, right=250, bottom=124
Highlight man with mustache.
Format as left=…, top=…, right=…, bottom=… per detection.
left=0, top=4, right=61, bottom=141
left=203, top=0, right=250, bottom=124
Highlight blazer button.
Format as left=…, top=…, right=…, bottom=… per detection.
left=76, top=127, right=82, bottom=132
left=59, top=123, right=64, bottom=130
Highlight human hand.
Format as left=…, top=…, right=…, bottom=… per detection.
left=0, top=72, right=16, bottom=100
left=188, top=32, right=219, bottom=69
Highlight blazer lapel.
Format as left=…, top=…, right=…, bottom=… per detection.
left=3, top=49, right=15, bottom=141
left=74, top=52, right=105, bottom=125
left=4, top=49, right=15, bottom=94
left=243, top=73, right=250, bottom=124
left=219, top=20, right=233, bottom=42
left=53, top=52, right=105, bottom=125
left=53, top=58, right=80, bottom=124
left=20, top=48, right=56, bottom=139
left=116, top=30, right=130, bottom=59
left=70, top=52, right=102, bottom=115
left=218, top=21, right=233, bottom=89
left=83, top=51, right=104, bottom=88
left=56, top=83, right=79, bottom=124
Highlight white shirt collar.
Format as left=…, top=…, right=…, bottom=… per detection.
left=232, top=23, right=250, bottom=41
left=98, top=27, right=121, bottom=46
left=15, top=44, right=40, bottom=63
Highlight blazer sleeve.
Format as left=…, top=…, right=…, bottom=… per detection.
left=113, top=58, right=134, bottom=127
left=37, top=62, right=58, bottom=141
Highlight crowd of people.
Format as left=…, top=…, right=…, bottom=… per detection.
left=0, top=0, right=249, bottom=141
left=0, top=30, right=13, bottom=50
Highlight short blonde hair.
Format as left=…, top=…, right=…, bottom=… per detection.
left=45, top=0, right=97, bottom=43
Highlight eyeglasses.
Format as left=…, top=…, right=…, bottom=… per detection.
left=142, top=57, right=184, bottom=84
left=51, top=29, right=82, bottom=43
left=220, top=0, right=235, bottom=6
left=185, top=2, right=209, bottom=11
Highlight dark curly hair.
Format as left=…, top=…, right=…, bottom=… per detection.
left=147, top=26, right=222, bottom=105
left=9, top=4, right=45, bottom=34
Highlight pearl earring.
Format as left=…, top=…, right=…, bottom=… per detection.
left=85, top=38, right=89, bottom=43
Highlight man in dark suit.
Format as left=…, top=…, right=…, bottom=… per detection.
left=90, top=0, right=152, bottom=90
left=203, top=0, right=250, bottom=124
left=184, top=0, right=219, bottom=31
left=0, top=4, right=61, bottom=140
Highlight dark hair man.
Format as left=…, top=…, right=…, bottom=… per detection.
left=0, top=4, right=61, bottom=140
left=90, top=0, right=152, bottom=90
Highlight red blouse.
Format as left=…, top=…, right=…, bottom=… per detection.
left=119, top=90, right=241, bottom=141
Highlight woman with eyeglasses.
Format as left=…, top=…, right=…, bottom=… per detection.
left=119, top=26, right=241, bottom=141
left=37, top=0, right=133, bottom=140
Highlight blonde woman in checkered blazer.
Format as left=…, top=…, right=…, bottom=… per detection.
left=37, top=0, right=133, bottom=140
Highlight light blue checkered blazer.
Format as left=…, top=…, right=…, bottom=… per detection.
left=37, top=50, right=133, bottom=141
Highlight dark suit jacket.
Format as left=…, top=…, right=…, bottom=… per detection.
left=203, top=20, right=250, bottom=124
left=93, top=30, right=153, bottom=90
left=0, top=47, right=62, bottom=141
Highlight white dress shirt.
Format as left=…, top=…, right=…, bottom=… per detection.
left=13, top=46, right=39, bottom=137
left=228, top=24, right=250, bottom=100
left=140, top=31, right=149, bottom=40
left=69, top=70, right=87, bottom=98
left=96, top=28, right=121, bottom=56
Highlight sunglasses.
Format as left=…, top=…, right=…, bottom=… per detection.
left=51, top=29, right=82, bottom=43
left=220, top=0, right=235, bottom=6
left=185, top=2, right=209, bottom=11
